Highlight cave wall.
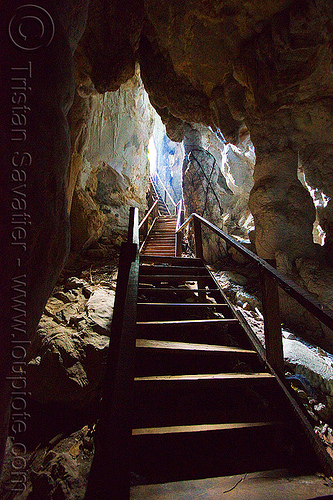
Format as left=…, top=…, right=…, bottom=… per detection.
left=65, top=0, right=333, bottom=269
left=151, top=114, right=184, bottom=206
left=182, top=123, right=255, bottom=261
left=69, top=68, right=155, bottom=251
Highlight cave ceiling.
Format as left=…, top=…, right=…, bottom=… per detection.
left=73, top=0, right=333, bottom=146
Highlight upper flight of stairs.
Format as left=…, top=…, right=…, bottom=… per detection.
left=140, top=216, right=177, bottom=257
left=150, top=177, right=170, bottom=216
left=130, top=250, right=319, bottom=493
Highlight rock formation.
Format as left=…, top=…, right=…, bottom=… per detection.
left=68, top=67, right=156, bottom=251
left=182, top=123, right=254, bottom=261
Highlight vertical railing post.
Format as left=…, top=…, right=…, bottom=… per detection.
left=261, top=260, right=284, bottom=378
left=193, top=216, right=205, bottom=298
left=193, top=216, right=203, bottom=259
left=176, top=231, right=182, bottom=257
left=142, top=211, right=148, bottom=241
left=85, top=207, right=139, bottom=500
left=175, top=200, right=183, bottom=257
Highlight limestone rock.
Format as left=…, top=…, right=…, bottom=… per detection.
left=27, top=317, right=109, bottom=407
left=27, top=275, right=116, bottom=407
left=69, top=69, right=154, bottom=246
left=182, top=123, right=255, bottom=263
left=86, top=288, right=115, bottom=335
left=70, top=188, right=106, bottom=251
left=284, top=337, right=333, bottom=400
left=28, top=452, right=81, bottom=499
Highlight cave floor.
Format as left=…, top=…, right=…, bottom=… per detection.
left=130, top=469, right=333, bottom=500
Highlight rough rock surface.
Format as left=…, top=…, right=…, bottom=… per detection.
left=68, top=68, right=155, bottom=248
left=151, top=114, right=184, bottom=207
left=27, top=268, right=117, bottom=407
left=214, top=264, right=333, bottom=420
left=182, top=123, right=255, bottom=262
left=0, top=426, right=95, bottom=499
left=284, top=336, right=333, bottom=400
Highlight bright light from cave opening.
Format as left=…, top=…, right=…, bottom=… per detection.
left=148, top=136, right=157, bottom=175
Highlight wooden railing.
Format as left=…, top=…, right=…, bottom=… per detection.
left=175, top=199, right=184, bottom=256
left=85, top=207, right=140, bottom=500
left=176, top=212, right=333, bottom=376
left=151, top=173, right=177, bottom=215
left=139, top=199, right=158, bottom=243
left=148, top=176, right=159, bottom=206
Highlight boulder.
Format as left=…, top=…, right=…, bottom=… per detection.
left=86, top=288, right=115, bottom=335
left=27, top=317, right=109, bottom=408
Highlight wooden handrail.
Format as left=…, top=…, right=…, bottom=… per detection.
left=176, top=212, right=333, bottom=375
left=153, top=172, right=177, bottom=208
left=138, top=199, right=158, bottom=230
left=175, top=199, right=183, bottom=232
left=175, top=199, right=183, bottom=257
left=176, top=213, right=333, bottom=332
left=149, top=176, right=159, bottom=202
left=86, top=207, right=139, bottom=499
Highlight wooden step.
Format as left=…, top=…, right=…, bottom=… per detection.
left=133, top=421, right=279, bottom=435
left=135, top=339, right=261, bottom=377
left=147, top=238, right=175, bottom=241
left=139, top=275, right=209, bottom=283
left=135, top=372, right=274, bottom=385
left=139, top=256, right=202, bottom=266
left=141, top=253, right=176, bottom=257
left=131, top=421, right=293, bottom=483
left=137, top=318, right=239, bottom=326
left=137, top=302, right=228, bottom=308
left=141, top=254, right=176, bottom=257
left=142, top=247, right=175, bottom=251
left=136, top=303, right=235, bottom=321
left=138, top=288, right=219, bottom=294
left=145, top=245, right=175, bottom=248
left=130, top=470, right=331, bottom=500
left=139, top=266, right=207, bottom=275
left=136, top=317, right=240, bottom=343
left=136, top=339, right=255, bottom=354
left=134, top=374, right=282, bottom=428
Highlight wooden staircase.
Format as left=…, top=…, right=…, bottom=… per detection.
left=131, top=253, right=318, bottom=488
left=150, top=176, right=170, bottom=216
left=140, top=216, right=177, bottom=257
left=86, top=212, right=333, bottom=500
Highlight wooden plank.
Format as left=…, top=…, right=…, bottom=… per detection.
left=139, top=275, right=209, bottom=281
left=132, top=422, right=279, bottom=435
left=137, top=302, right=228, bottom=307
left=261, top=265, right=284, bottom=377
left=139, top=266, right=208, bottom=275
left=176, top=231, right=182, bottom=257
left=85, top=210, right=140, bottom=500
left=135, top=373, right=274, bottom=382
left=130, top=471, right=332, bottom=500
left=139, top=255, right=202, bottom=265
left=136, top=339, right=256, bottom=354
left=128, top=207, right=139, bottom=245
left=138, top=288, right=219, bottom=292
left=193, top=216, right=204, bottom=259
left=138, top=199, right=158, bottom=230
left=137, top=318, right=239, bottom=326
